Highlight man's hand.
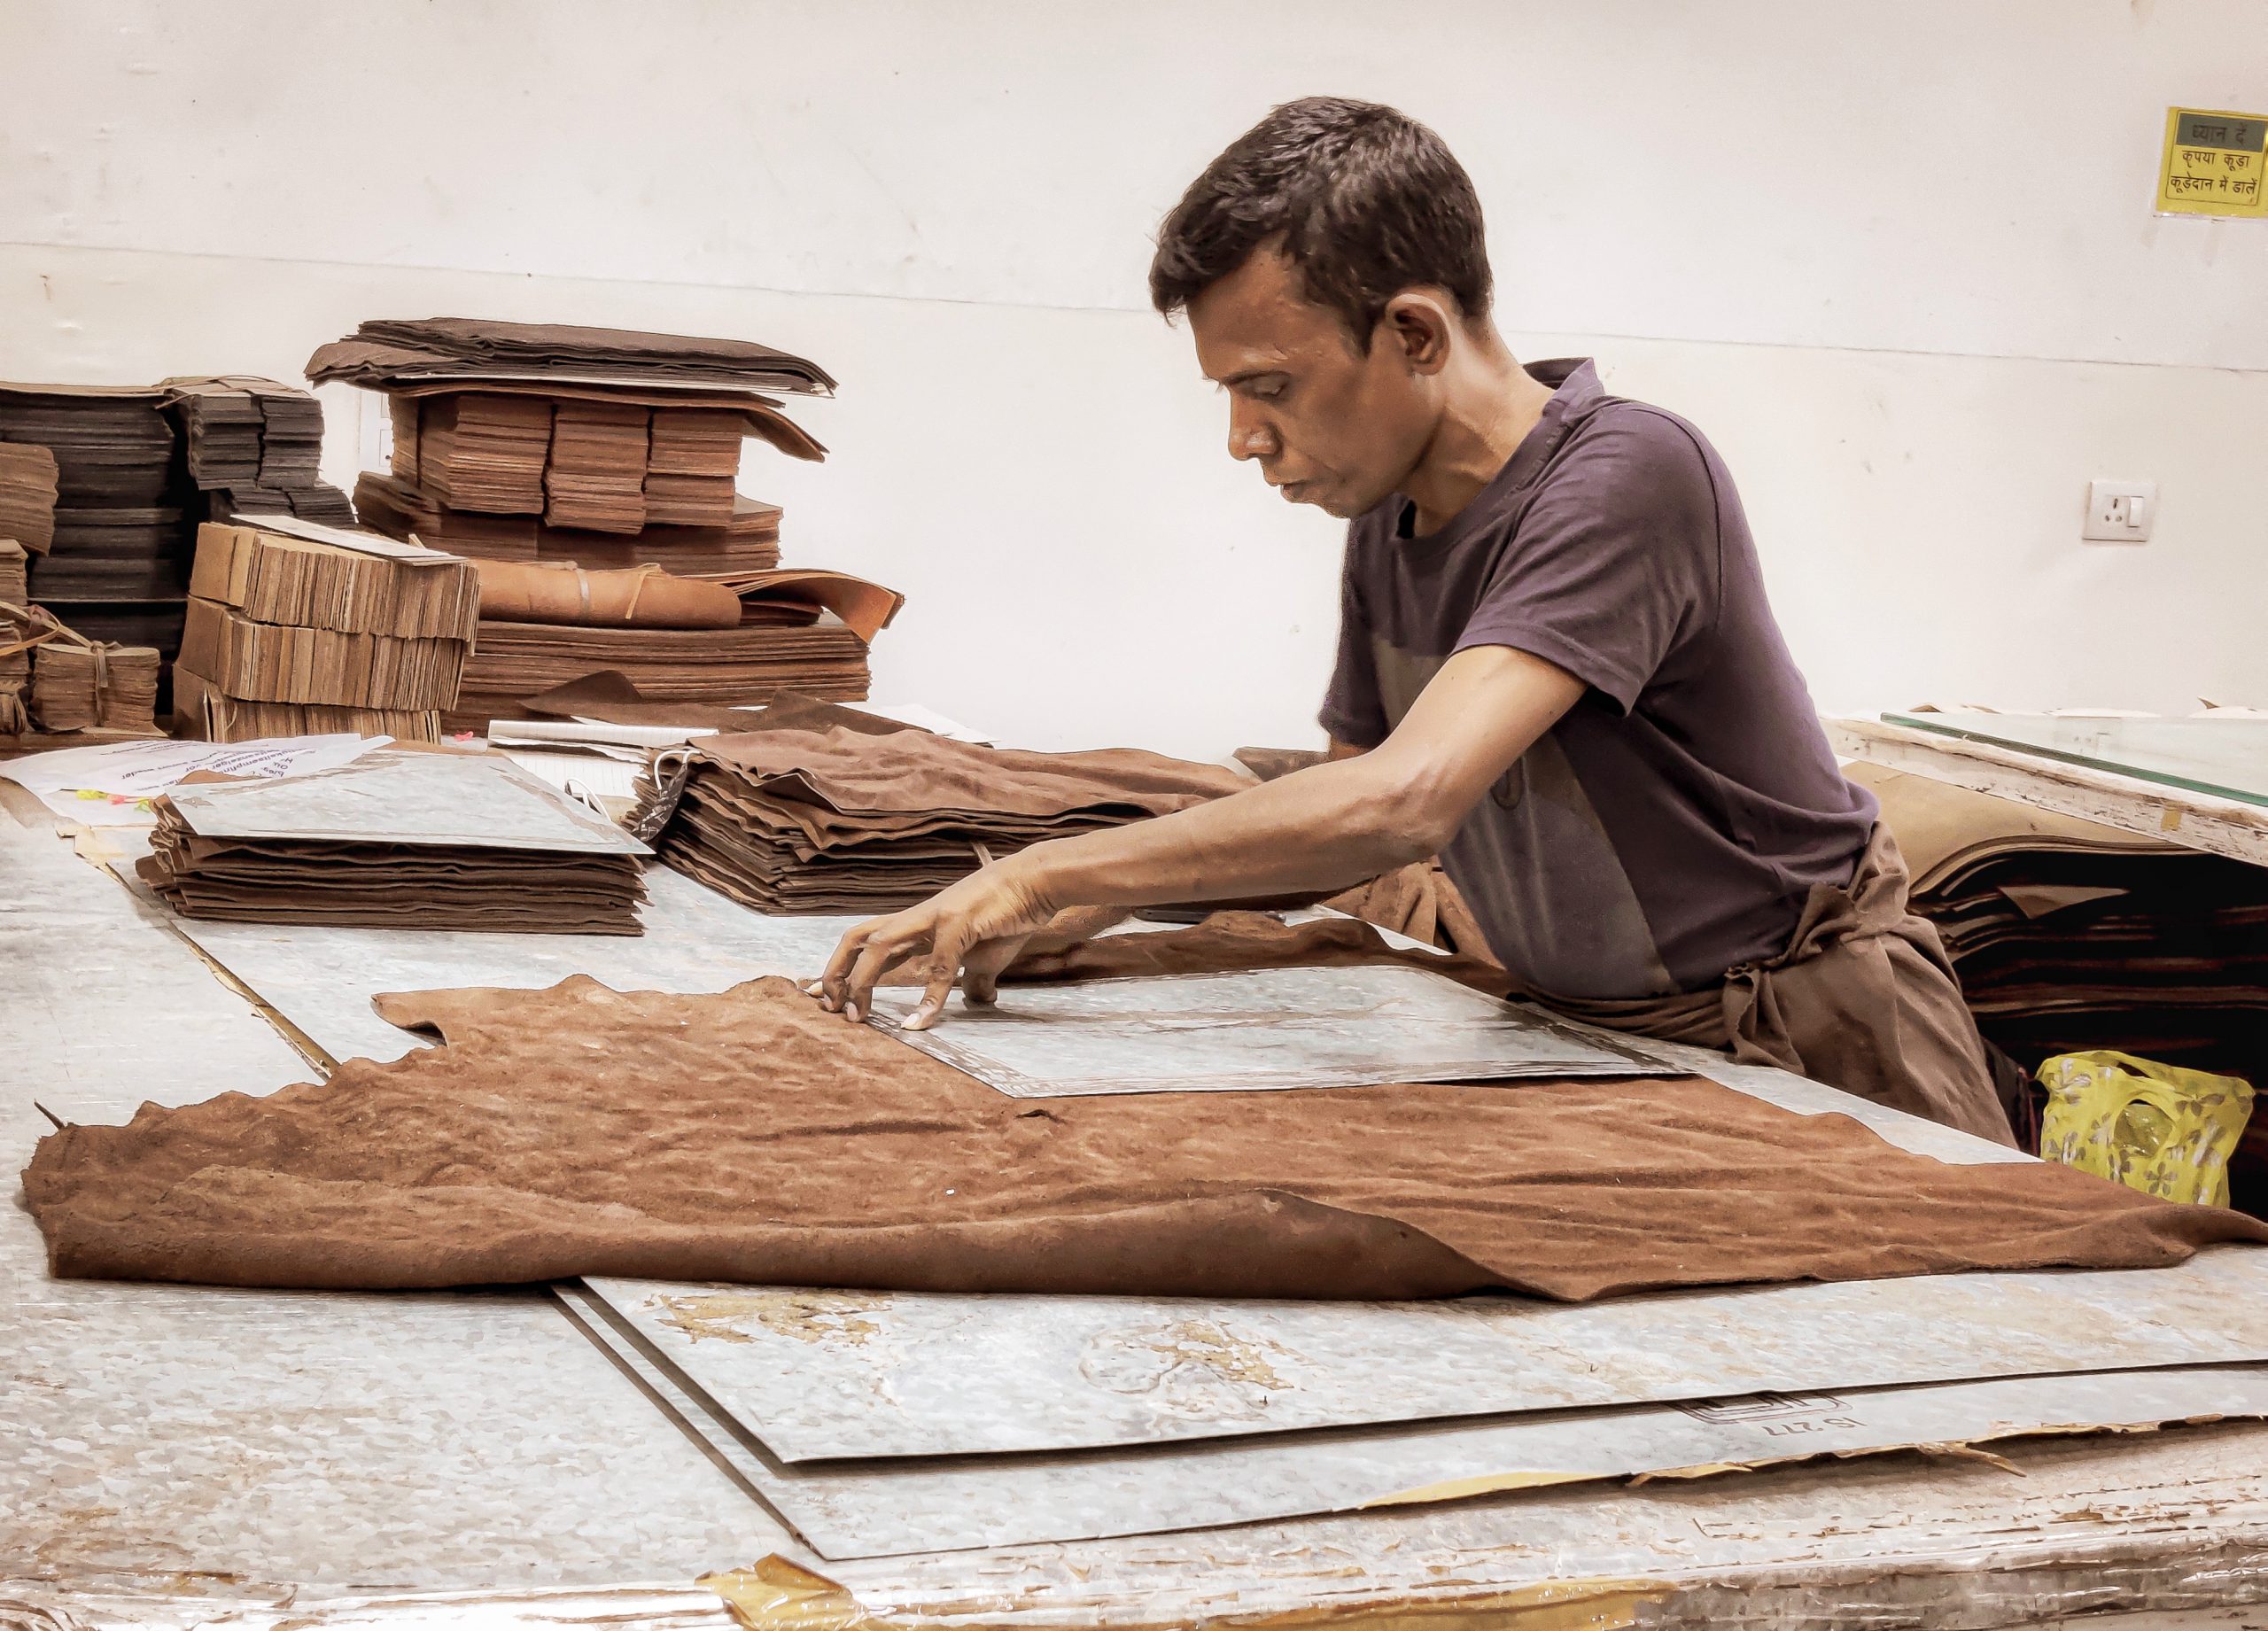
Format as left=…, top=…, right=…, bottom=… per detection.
left=813, top=856, right=1062, bottom=1029
left=812, top=647, right=1582, bottom=1029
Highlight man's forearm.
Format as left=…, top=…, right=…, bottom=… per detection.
left=1012, top=755, right=1441, bottom=913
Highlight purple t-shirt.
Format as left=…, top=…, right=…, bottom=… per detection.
left=1321, top=358, right=1876, bottom=999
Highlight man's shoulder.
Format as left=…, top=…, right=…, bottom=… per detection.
left=1564, top=392, right=1716, bottom=467
left=1545, top=393, right=1726, bottom=520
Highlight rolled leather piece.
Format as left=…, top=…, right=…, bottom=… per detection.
left=469, top=557, right=742, bottom=629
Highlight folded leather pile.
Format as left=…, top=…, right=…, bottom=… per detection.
left=136, top=748, right=650, bottom=935
left=1857, top=763, right=2268, bottom=1210
left=635, top=722, right=1251, bottom=913
left=447, top=566, right=902, bottom=734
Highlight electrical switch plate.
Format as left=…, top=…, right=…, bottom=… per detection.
left=2083, top=478, right=2157, bottom=543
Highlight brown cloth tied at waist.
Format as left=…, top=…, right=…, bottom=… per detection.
left=1523, top=824, right=2017, bottom=1147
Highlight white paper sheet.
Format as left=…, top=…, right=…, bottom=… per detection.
left=0, top=734, right=390, bottom=824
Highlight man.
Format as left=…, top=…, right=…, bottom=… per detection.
left=817, top=97, right=2014, bottom=1145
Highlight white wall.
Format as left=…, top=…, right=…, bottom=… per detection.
left=4, top=0, right=2264, bottom=754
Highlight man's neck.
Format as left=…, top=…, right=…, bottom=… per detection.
left=1402, top=326, right=1557, bottom=534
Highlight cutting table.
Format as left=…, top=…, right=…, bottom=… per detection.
left=7, top=803, right=2268, bottom=1631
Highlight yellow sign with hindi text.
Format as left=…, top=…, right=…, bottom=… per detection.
left=2156, top=107, right=2266, bottom=219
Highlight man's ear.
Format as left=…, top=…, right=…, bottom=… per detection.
left=1379, top=291, right=1455, bottom=376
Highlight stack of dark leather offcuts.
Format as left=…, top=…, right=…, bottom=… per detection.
left=0, top=384, right=192, bottom=683
left=136, top=749, right=651, bottom=935
left=1854, top=763, right=2268, bottom=1213
left=633, top=724, right=1249, bottom=914
left=0, top=377, right=353, bottom=711
left=0, top=443, right=58, bottom=556
left=161, top=377, right=355, bottom=526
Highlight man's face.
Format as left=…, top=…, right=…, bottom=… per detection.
left=1185, top=247, right=1437, bottom=519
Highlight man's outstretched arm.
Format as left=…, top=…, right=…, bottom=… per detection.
left=814, top=643, right=1584, bottom=1026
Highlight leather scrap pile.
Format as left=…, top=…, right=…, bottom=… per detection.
left=1858, top=764, right=2268, bottom=1210
left=633, top=720, right=1250, bottom=913
left=176, top=516, right=478, bottom=742
left=314, top=317, right=896, bottom=728
left=136, top=747, right=650, bottom=935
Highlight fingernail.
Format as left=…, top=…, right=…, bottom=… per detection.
left=846, top=1004, right=862, bottom=1023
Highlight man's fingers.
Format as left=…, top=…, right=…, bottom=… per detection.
left=902, top=928, right=972, bottom=1031
left=816, top=920, right=882, bottom=1010
left=959, top=935, right=1024, bottom=1007
left=842, top=923, right=927, bottom=1023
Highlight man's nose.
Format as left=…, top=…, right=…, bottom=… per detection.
left=1228, top=403, right=1278, bottom=463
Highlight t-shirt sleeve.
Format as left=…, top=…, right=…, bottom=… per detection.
left=1318, top=532, right=1389, bottom=748
left=1454, top=410, right=1721, bottom=714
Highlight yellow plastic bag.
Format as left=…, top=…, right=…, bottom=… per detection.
left=2039, top=1050, right=2255, bottom=1207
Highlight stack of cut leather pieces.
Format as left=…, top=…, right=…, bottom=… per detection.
left=315, top=316, right=825, bottom=564
left=0, top=384, right=195, bottom=684
left=449, top=565, right=902, bottom=734
left=314, top=319, right=919, bottom=734
left=636, top=722, right=1249, bottom=913
left=136, top=748, right=650, bottom=935
left=353, top=473, right=781, bottom=571
left=0, top=442, right=58, bottom=555
left=177, top=516, right=478, bottom=742
left=1856, top=764, right=2268, bottom=1213
left=161, top=377, right=355, bottom=526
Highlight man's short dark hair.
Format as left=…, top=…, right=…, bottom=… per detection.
left=1149, top=97, right=1492, bottom=347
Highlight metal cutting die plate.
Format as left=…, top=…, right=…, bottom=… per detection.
left=586, top=1245, right=2268, bottom=1461
left=557, top=1283, right=2268, bottom=1559
left=120, top=860, right=859, bottom=1063
left=864, top=964, right=1675, bottom=1094
left=165, top=748, right=648, bottom=852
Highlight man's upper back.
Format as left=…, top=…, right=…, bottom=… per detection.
left=1321, top=358, right=1877, bottom=998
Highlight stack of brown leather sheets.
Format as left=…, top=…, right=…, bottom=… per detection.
left=1856, top=764, right=2268, bottom=1212
left=136, top=748, right=650, bottom=935
left=638, top=724, right=1249, bottom=913
left=447, top=567, right=900, bottom=734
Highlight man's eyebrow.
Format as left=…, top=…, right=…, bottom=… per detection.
left=1214, top=367, right=1288, bottom=389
